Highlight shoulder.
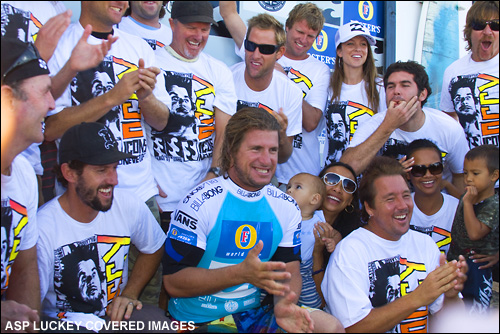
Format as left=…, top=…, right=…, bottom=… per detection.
left=263, top=184, right=301, bottom=212
left=423, top=108, right=462, bottom=129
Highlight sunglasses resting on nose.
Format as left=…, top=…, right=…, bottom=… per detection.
left=323, top=172, right=357, bottom=194
left=471, top=19, right=499, bottom=31
left=244, top=39, right=279, bottom=55
left=410, top=162, right=444, bottom=177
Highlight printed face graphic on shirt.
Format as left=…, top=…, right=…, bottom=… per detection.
left=55, top=240, right=106, bottom=315
left=77, top=259, right=103, bottom=303
left=1, top=199, right=28, bottom=293
left=151, top=70, right=216, bottom=162
left=448, top=74, right=498, bottom=148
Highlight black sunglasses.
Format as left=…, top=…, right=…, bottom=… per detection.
left=471, top=19, right=499, bottom=31
left=1, top=42, right=41, bottom=84
left=323, top=172, right=357, bottom=194
left=410, top=162, right=444, bottom=177
left=244, top=39, right=279, bottom=55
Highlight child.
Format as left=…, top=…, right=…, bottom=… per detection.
left=448, top=144, right=499, bottom=313
left=407, top=139, right=459, bottom=255
left=286, top=172, right=337, bottom=308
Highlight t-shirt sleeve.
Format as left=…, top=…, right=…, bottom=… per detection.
left=439, top=66, right=455, bottom=114
left=213, top=62, right=238, bottom=117
left=347, top=113, right=383, bottom=148
left=129, top=196, right=166, bottom=254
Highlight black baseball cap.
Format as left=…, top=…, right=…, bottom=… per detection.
left=171, top=1, right=218, bottom=26
left=59, top=122, right=135, bottom=165
left=1, top=38, right=50, bottom=85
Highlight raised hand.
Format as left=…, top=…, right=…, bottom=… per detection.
left=238, top=241, right=290, bottom=296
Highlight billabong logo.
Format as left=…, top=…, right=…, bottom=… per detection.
left=98, top=128, right=116, bottom=149
left=258, top=1, right=285, bottom=12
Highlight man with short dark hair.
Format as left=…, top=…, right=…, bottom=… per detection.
left=37, top=122, right=167, bottom=328
left=341, top=61, right=469, bottom=198
left=1, top=37, right=54, bottom=333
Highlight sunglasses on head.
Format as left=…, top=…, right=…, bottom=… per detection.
left=244, top=39, right=279, bottom=55
left=323, top=172, right=357, bottom=194
left=471, top=19, right=499, bottom=31
left=1, top=43, right=40, bottom=84
left=410, top=162, right=444, bottom=177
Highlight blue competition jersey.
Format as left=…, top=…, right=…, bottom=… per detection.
left=166, top=177, right=301, bottom=323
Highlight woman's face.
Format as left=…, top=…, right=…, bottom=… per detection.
left=321, top=165, right=356, bottom=215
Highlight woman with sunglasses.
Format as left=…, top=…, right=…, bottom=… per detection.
left=310, top=161, right=361, bottom=307
left=440, top=1, right=498, bottom=150
left=406, top=139, right=459, bottom=256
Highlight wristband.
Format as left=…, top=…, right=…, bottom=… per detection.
left=312, top=268, right=325, bottom=276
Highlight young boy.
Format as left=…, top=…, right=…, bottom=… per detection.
left=448, top=144, right=499, bottom=313
left=407, top=139, right=459, bottom=256
left=286, top=173, right=336, bottom=308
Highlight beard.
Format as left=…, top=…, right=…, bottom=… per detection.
left=75, top=178, right=113, bottom=212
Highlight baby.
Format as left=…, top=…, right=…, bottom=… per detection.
left=287, top=172, right=335, bottom=308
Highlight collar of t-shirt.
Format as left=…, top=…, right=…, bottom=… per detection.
left=164, top=45, right=198, bottom=63
left=91, top=29, right=114, bottom=39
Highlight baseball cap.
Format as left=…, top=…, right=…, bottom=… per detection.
left=59, top=122, right=135, bottom=165
left=171, top=1, right=218, bottom=26
left=1, top=38, right=50, bottom=85
left=335, top=21, right=376, bottom=50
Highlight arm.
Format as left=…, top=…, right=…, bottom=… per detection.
left=135, top=59, right=170, bottom=131
left=163, top=240, right=291, bottom=298
left=273, top=261, right=315, bottom=333
left=450, top=173, right=465, bottom=198
left=461, top=186, right=492, bottom=241
left=346, top=254, right=461, bottom=333
left=302, top=100, right=323, bottom=133
left=340, top=97, right=420, bottom=175
left=44, top=63, right=152, bottom=141
left=51, top=26, right=118, bottom=99
left=219, top=1, right=246, bottom=49
left=106, top=247, right=163, bottom=322
left=204, top=107, right=231, bottom=181
left=2, top=247, right=41, bottom=332
left=272, top=108, right=293, bottom=163
left=34, top=9, right=72, bottom=62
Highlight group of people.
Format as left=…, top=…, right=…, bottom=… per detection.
left=1, top=0, right=498, bottom=333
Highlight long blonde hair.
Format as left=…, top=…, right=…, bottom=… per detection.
left=329, top=43, right=382, bottom=113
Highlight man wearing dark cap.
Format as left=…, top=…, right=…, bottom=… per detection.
left=1, top=37, right=54, bottom=333
left=36, top=122, right=169, bottom=328
left=148, top=1, right=237, bottom=247
left=43, top=1, right=172, bottom=308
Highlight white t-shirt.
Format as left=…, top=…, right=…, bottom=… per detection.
left=148, top=47, right=237, bottom=211
left=1, top=1, right=67, bottom=176
left=410, top=193, right=459, bottom=255
left=322, top=227, right=443, bottom=332
left=48, top=23, right=171, bottom=202
left=276, top=55, right=330, bottom=183
left=325, top=78, right=386, bottom=165
left=348, top=107, right=469, bottom=184
left=36, top=189, right=166, bottom=318
left=300, top=210, right=324, bottom=263
left=115, top=16, right=172, bottom=54
left=231, top=62, right=303, bottom=183
left=1, top=155, right=39, bottom=292
left=440, top=53, right=499, bottom=149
